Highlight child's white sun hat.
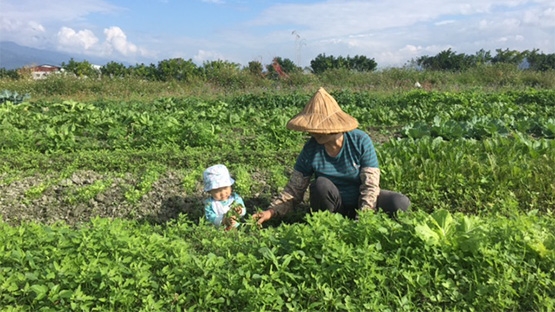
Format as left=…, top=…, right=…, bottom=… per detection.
left=203, top=164, right=235, bottom=192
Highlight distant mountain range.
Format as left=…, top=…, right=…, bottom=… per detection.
left=0, top=41, right=119, bottom=70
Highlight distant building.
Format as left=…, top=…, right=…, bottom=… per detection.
left=30, top=64, right=62, bottom=80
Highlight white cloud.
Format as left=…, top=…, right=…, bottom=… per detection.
left=103, top=26, right=138, bottom=56
left=0, top=17, right=48, bottom=46
left=194, top=50, right=226, bottom=64
left=348, top=33, right=374, bottom=39
left=478, top=19, right=492, bottom=29
left=234, top=0, right=554, bottom=67
left=57, top=27, right=99, bottom=50
left=435, top=20, right=455, bottom=26
left=400, top=45, right=423, bottom=54
left=53, top=25, right=151, bottom=63
left=523, top=6, right=555, bottom=27
left=28, top=21, right=45, bottom=33
left=1, top=0, right=119, bottom=21
left=1, top=0, right=129, bottom=55
left=501, top=18, right=521, bottom=28
left=497, top=35, right=525, bottom=43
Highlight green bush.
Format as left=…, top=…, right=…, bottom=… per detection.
left=0, top=210, right=553, bottom=311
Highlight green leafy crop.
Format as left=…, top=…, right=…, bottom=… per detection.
left=0, top=89, right=30, bottom=105
left=1, top=88, right=554, bottom=310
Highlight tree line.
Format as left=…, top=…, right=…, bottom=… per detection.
left=0, top=48, right=553, bottom=81
left=413, top=48, right=555, bottom=71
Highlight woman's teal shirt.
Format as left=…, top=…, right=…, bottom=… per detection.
left=293, top=129, right=379, bottom=207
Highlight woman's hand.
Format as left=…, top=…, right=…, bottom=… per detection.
left=252, top=210, right=274, bottom=225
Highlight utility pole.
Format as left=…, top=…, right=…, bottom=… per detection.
left=292, top=30, right=306, bottom=67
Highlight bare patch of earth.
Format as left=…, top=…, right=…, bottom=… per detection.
left=0, top=170, right=277, bottom=227
left=0, top=169, right=309, bottom=227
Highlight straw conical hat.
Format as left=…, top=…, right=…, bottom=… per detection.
left=286, top=87, right=359, bottom=133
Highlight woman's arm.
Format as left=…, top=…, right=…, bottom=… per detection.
left=268, top=170, right=311, bottom=216
left=359, top=167, right=380, bottom=211
left=253, top=170, right=310, bottom=224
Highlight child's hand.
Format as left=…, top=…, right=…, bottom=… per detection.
left=223, top=216, right=237, bottom=231
left=233, top=206, right=243, bottom=215
left=223, top=215, right=238, bottom=227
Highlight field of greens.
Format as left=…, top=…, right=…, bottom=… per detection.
left=1, top=87, right=554, bottom=311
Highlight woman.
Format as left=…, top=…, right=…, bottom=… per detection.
left=253, top=87, right=410, bottom=225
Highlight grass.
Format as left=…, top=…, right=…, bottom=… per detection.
left=1, top=65, right=554, bottom=103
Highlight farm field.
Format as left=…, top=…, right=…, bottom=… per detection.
left=0, top=84, right=554, bottom=310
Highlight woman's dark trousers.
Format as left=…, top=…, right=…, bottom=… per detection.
left=309, top=176, right=410, bottom=219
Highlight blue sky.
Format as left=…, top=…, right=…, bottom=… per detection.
left=1, top=0, right=554, bottom=68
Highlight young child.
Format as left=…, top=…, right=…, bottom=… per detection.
left=203, top=164, right=246, bottom=230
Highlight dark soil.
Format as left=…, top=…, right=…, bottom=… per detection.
left=0, top=169, right=310, bottom=227
left=1, top=170, right=233, bottom=226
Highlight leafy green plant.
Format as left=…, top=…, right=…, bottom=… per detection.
left=0, top=89, right=30, bottom=104
left=124, top=165, right=164, bottom=204
left=24, top=182, right=48, bottom=199
left=65, top=179, right=112, bottom=204
left=182, top=166, right=204, bottom=195
left=1, top=86, right=555, bottom=310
